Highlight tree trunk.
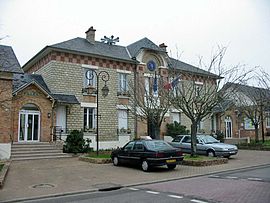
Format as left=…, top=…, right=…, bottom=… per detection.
left=254, top=124, right=259, bottom=143
left=190, top=122, right=198, bottom=157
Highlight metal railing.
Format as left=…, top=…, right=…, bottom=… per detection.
left=53, top=126, right=69, bottom=141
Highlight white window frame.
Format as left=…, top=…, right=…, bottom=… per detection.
left=171, top=112, right=180, bottom=124
left=244, top=117, right=255, bottom=130
left=118, top=73, right=128, bottom=92
left=118, top=110, right=128, bottom=130
left=266, top=112, right=270, bottom=128
left=84, top=107, right=96, bottom=130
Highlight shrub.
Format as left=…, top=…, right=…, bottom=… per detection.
left=63, top=130, right=90, bottom=154
left=215, top=130, right=224, bottom=142
left=166, top=121, right=189, bottom=138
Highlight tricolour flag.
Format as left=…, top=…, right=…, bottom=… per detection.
left=164, top=76, right=180, bottom=90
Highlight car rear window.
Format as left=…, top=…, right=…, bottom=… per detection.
left=145, top=141, right=173, bottom=151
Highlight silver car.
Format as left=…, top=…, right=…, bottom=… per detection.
left=170, top=135, right=238, bottom=158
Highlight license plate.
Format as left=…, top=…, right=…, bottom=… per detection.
left=166, top=159, right=176, bottom=163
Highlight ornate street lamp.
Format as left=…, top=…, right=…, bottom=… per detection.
left=85, top=70, right=110, bottom=156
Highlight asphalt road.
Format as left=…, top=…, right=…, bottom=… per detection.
left=140, top=164, right=270, bottom=203
left=15, top=164, right=270, bottom=203
left=24, top=188, right=210, bottom=203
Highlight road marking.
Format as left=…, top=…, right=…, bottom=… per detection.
left=209, top=175, right=220, bottom=178
left=247, top=178, right=263, bottom=181
left=146, top=191, right=160, bottom=195
left=168, top=195, right=183, bottom=199
left=226, top=176, right=238, bottom=179
left=128, top=187, right=139, bottom=191
left=191, top=199, right=208, bottom=203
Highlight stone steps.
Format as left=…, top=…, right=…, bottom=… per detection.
left=11, top=142, right=72, bottom=161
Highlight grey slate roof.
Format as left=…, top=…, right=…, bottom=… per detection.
left=127, top=37, right=166, bottom=57
left=0, top=45, right=23, bottom=73
left=50, top=37, right=133, bottom=62
left=169, top=57, right=220, bottom=78
left=224, top=82, right=270, bottom=101
left=13, top=74, right=79, bottom=104
left=51, top=93, right=79, bottom=104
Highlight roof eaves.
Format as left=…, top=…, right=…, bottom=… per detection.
left=13, top=81, right=53, bottom=101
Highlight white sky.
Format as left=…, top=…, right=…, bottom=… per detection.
left=0, top=0, right=270, bottom=74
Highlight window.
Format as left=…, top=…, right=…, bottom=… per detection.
left=171, top=112, right=181, bottom=124
left=133, top=142, right=144, bottom=151
left=84, top=107, right=96, bottom=131
left=118, top=73, right=128, bottom=92
left=144, top=76, right=158, bottom=97
left=195, top=82, right=203, bottom=97
left=118, top=110, right=128, bottom=130
left=124, top=141, right=134, bottom=151
left=244, top=118, right=255, bottom=130
left=266, top=112, right=270, bottom=128
left=182, top=136, right=191, bottom=143
left=172, top=136, right=183, bottom=143
left=84, top=69, right=96, bottom=87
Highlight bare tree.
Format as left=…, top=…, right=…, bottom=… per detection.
left=231, top=82, right=270, bottom=143
left=169, top=46, right=252, bottom=156
left=127, top=72, right=171, bottom=139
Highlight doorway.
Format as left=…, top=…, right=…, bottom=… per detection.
left=18, top=104, right=40, bottom=142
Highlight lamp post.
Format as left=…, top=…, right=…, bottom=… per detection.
left=85, top=70, right=110, bottom=156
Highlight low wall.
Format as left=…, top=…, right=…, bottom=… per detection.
left=60, top=134, right=131, bottom=150
left=224, top=137, right=250, bottom=144
left=0, top=143, right=11, bottom=160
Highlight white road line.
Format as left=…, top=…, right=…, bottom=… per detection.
left=168, top=195, right=183, bottom=199
left=146, top=191, right=160, bottom=195
left=209, top=175, right=220, bottom=178
left=226, top=176, right=238, bottom=179
left=128, top=187, right=139, bottom=191
left=247, top=178, right=263, bottom=181
left=191, top=199, right=208, bottom=203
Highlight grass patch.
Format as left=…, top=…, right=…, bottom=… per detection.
left=0, top=163, right=3, bottom=172
left=86, top=151, right=111, bottom=159
left=184, top=154, right=215, bottom=161
left=237, top=140, right=270, bottom=150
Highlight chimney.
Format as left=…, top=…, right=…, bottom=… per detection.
left=85, top=26, right=96, bottom=43
left=159, top=43, right=167, bottom=52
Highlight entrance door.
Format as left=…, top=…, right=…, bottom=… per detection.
left=19, top=110, right=40, bottom=142
left=56, top=105, right=67, bottom=133
left=225, top=116, right=232, bottom=138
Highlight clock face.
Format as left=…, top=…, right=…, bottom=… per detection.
left=147, top=60, right=156, bottom=71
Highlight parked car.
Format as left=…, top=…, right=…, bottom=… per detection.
left=170, top=135, right=238, bottom=158
left=111, top=139, right=184, bottom=172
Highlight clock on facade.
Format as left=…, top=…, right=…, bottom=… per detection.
left=147, top=60, right=156, bottom=71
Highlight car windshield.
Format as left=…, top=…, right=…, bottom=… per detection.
left=201, top=135, right=219, bottom=144
left=145, top=140, right=173, bottom=151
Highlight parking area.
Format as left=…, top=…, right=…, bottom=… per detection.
left=0, top=150, right=270, bottom=202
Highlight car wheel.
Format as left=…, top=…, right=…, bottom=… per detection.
left=167, top=164, right=176, bottom=170
left=207, top=150, right=215, bottom=157
left=141, top=160, right=149, bottom=172
left=112, top=156, right=119, bottom=166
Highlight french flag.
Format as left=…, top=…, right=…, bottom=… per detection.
left=164, top=76, right=180, bottom=90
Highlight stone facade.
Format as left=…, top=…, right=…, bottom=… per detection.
left=27, top=53, right=135, bottom=142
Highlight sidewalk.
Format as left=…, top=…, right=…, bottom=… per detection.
left=1, top=150, right=270, bottom=202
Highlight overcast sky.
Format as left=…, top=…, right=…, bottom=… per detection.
left=0, top=0, right=269, bottom=75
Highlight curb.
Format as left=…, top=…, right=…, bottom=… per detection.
left=0, top=161, right=10, bottom=188
left=1, top=163, right=270, bottom=203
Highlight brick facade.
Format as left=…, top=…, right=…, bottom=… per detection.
left=12, top=85, right=53, bottom=142
left=0, top=73, right=13, bottom=143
